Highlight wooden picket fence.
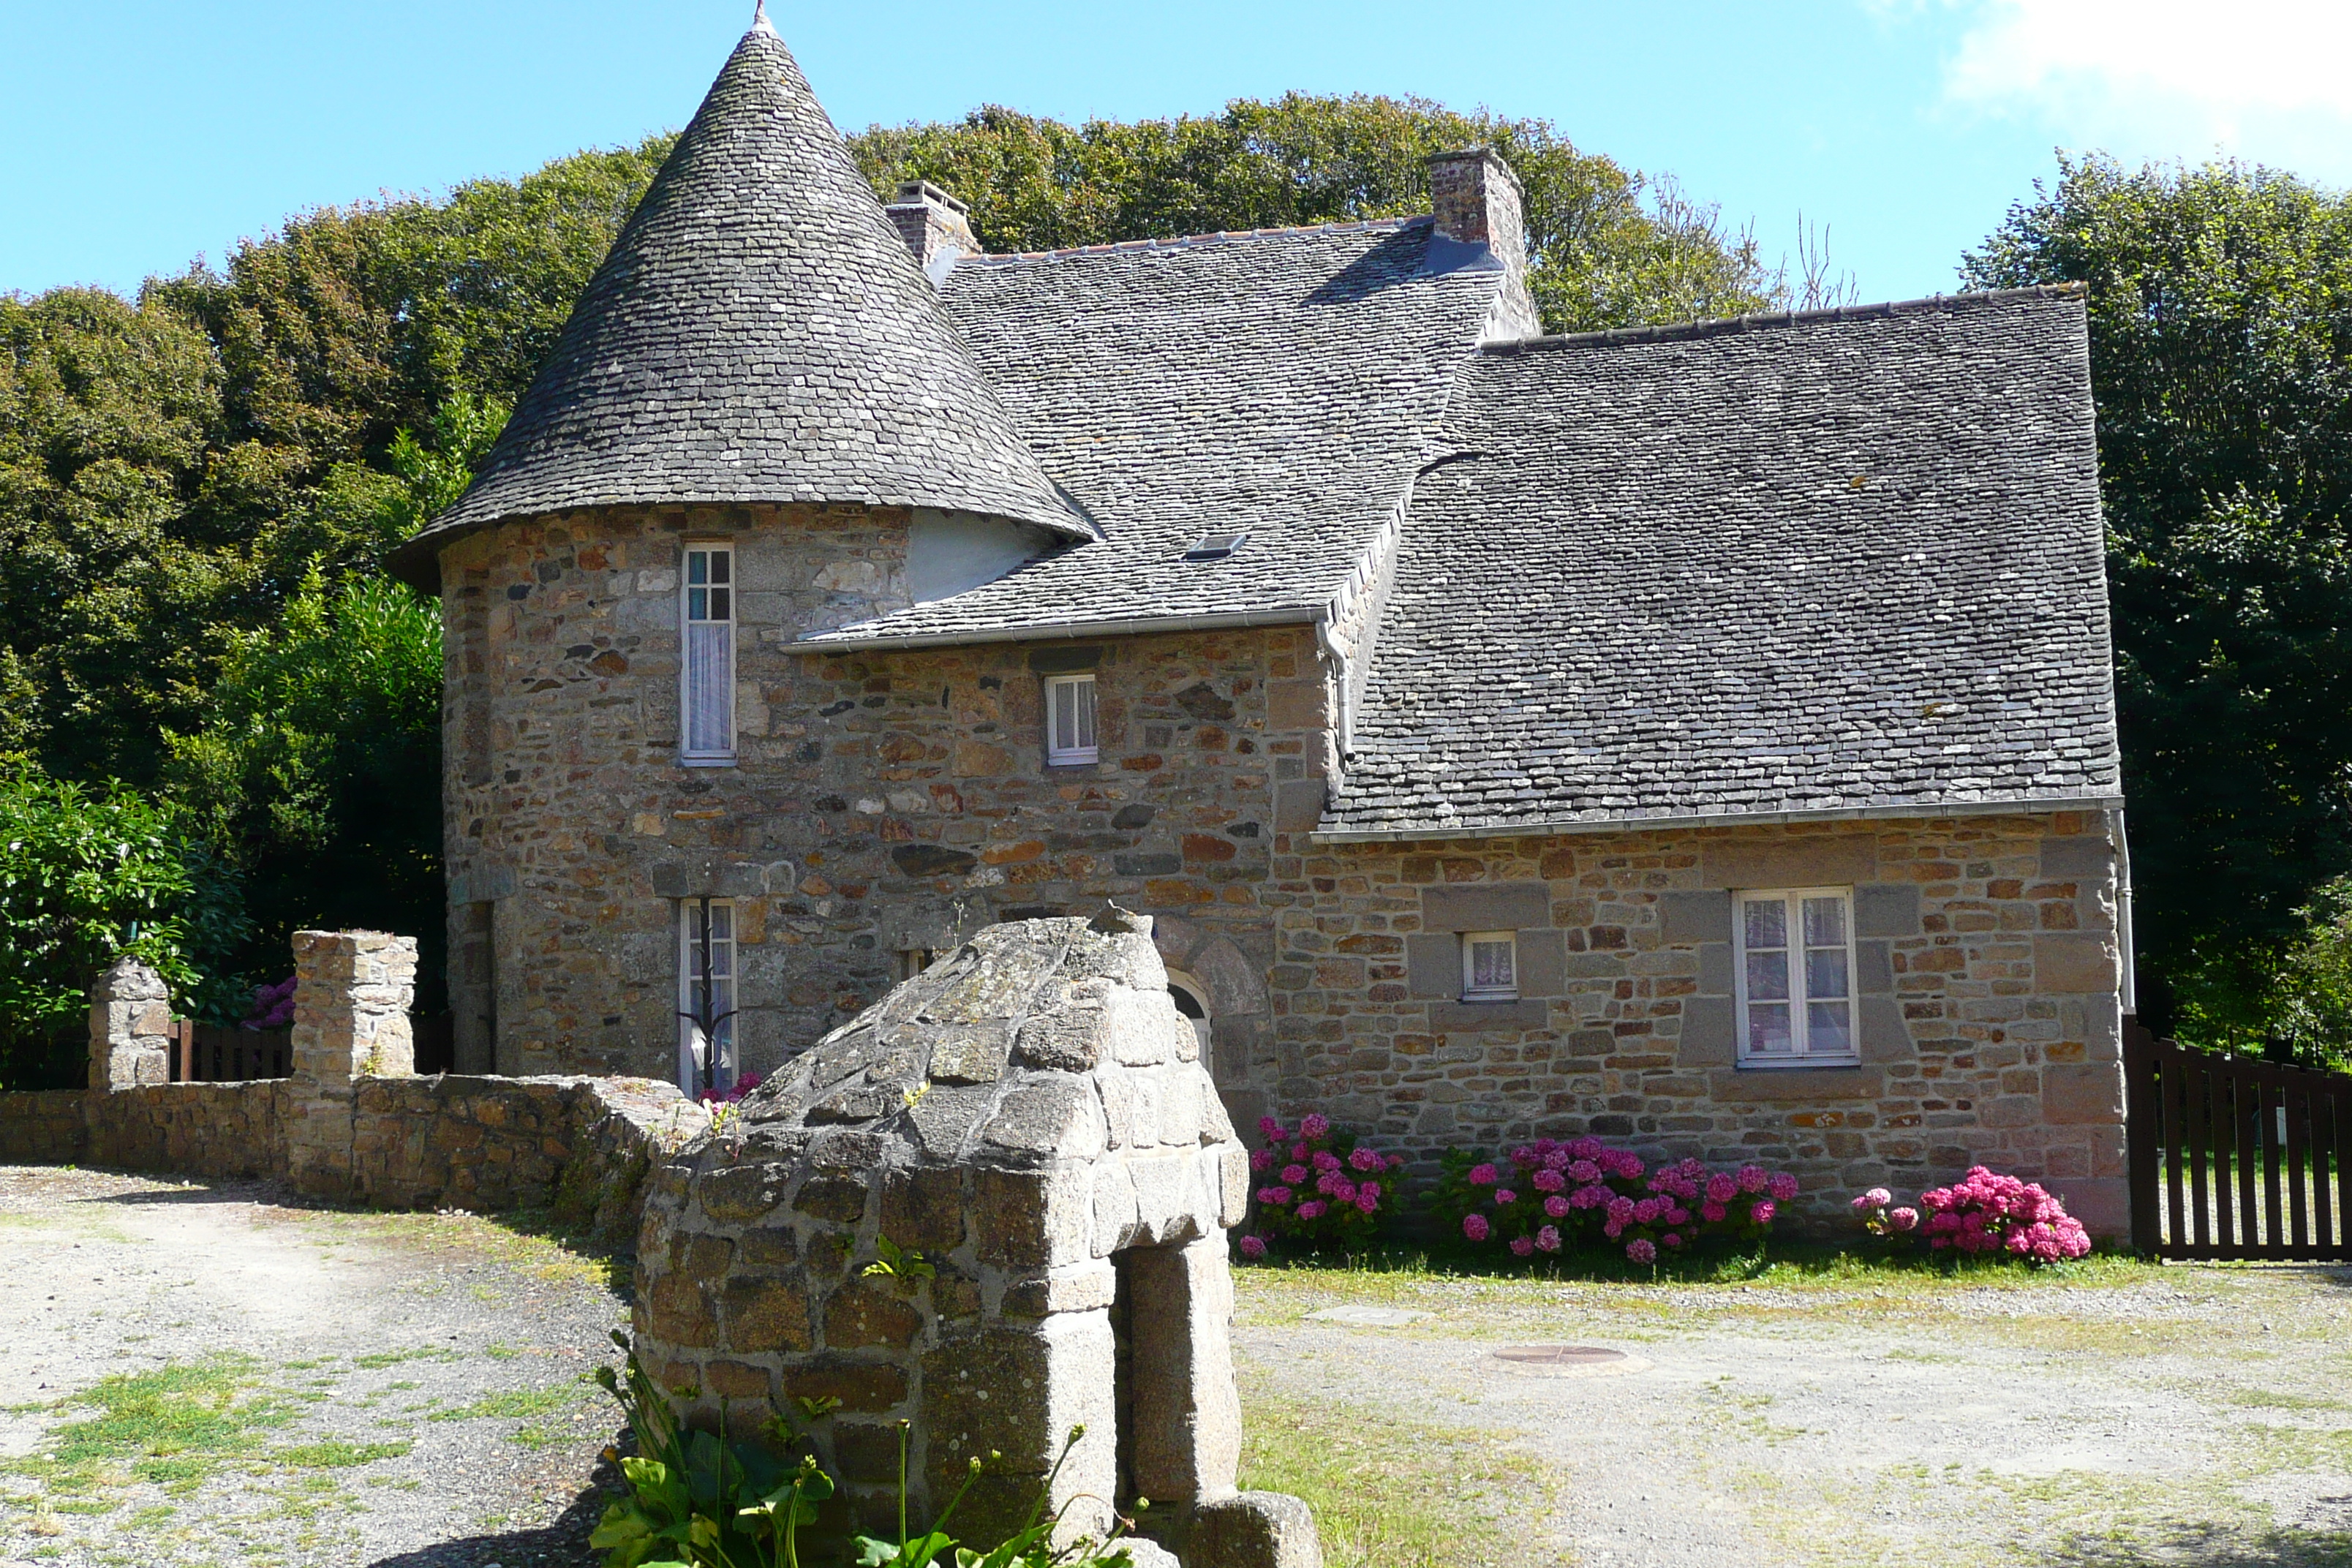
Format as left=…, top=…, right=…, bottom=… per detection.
left=165, top=1014, right=454, bottom=1082
left=168, top=1021, right=291, bottom=1083
left=2125, top=1021, right=2352, bottom=1261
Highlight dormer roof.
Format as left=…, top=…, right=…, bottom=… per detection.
left=391, top=20, right=1086, bottom=587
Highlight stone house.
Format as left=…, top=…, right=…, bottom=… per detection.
left=391, top=17, right=2131, bottom=1232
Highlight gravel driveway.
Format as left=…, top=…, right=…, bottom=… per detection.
left=0, top=1165, right=627, bottom=1568
left=1233, top=1258, right=2352, bottom=1567
left=7, top=1163, right=2351, bottom=1568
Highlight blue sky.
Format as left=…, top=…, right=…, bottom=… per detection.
left=5, top=1, right=2346, bottom=306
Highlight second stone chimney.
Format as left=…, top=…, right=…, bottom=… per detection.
left=1426, top=147, right=1539, bottom=339
left=886, top=180, right=981, bottom=283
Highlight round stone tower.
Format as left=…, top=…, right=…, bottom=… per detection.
left=387, top=15, right=1091, bottom=1080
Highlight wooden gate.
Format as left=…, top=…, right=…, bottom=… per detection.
left=167, top=1021, right=291, bottom=1082
left=2125, top=1021, right=2352, bottom=1260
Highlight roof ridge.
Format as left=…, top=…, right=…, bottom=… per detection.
left=965, top=214, right=1428, bottom=265
left=1481, top=282, right=2089, bottom=355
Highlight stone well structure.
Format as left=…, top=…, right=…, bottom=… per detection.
left=631, top=911, right=1318, bottom=1566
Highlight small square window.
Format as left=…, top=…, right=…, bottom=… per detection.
left=1460, top=930, right=1518, bottom=1002
left=1183, top=531, right=1248, bottom=560
left=1044, top=673, right=1098, bottom=765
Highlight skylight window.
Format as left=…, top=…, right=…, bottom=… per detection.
left=1183, top=531, right=1248, bottom=561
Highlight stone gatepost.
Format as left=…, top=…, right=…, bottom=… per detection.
left=633, top=912, right=1320, bottom=1568
left=87, top=955, right=173, bottom=1090
left=284, top=930, right=417, bottom=1196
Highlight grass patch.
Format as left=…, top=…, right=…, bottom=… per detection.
left=8, top=1355, right=296, bottom=1495
left=271, top=1440, right=411, bottom=1469
left=287, top=1205, right=628, bottom=1294
left=350, top=1348, right=456, bottom=1371
left=1236, top=1376, right=1556, bottom=1568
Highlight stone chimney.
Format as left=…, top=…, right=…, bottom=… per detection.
left=1426, top=147, right=1539, bottom=339
left=886, top=180, right=981, bottom=282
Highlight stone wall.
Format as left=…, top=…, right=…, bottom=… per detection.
left=86, top=1081, right=287, bottom=1179
left=437, top=506, right=1322, bottom=1126
left=0, top=940, right=710, bottom=1247
left=1286, top=813, right=2129, bottom=1234
left=0, top=1091, right=88, bottom=1164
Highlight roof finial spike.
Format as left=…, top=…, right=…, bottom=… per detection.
left=752, top=0, right=772, bottom=31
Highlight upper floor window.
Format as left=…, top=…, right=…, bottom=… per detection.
left=1460, top=930, right=1518, bottom=1002
left=682, top=543, right=734, bottom=763
left=1735, top=888, right=1856, bottom=1066
left=1045, top=673, right=1097, bottom=766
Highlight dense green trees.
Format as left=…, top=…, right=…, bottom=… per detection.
left=1965, top=156, right=2352, bottom=1058
left=848, top=94, right=1797, bottom=330
left=0, top=766, right=246, bottom=1087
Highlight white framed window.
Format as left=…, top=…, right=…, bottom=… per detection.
left=1460, top=930, right=1518, bottom=1002
left=677, top=898, right=737, bottom=1097
left=1044, top=673, right=1097, bottom=765
left=1734, top=887, right=1857, bottom=1066
left=681, top=543, right=735, bottom=763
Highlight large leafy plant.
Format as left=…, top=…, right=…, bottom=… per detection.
left=590, top=1331, right=1145, bottom=1568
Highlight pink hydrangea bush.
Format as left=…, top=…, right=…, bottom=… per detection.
left=1433, top=1137, right=1799, bottom=1264
left=1852, top=1168, right=2091, bottom=1264
left=1238, top=1112, right=1404, bottom=1255
left=241, top=976, right=297, bottom=1030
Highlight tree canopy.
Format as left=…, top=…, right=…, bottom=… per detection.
left=1964, top=155, right=2352, bottom=1055
left=847, top=94, right=1798, bottom=331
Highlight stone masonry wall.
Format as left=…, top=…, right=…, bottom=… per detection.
left=86, top=1082, right=287, bottom=1179
left=437, top=505, right=1325, bottom=1122
left=0, top=1091, right=90, bottom=1164
left=1285, top=813, right=2128, bottom=1234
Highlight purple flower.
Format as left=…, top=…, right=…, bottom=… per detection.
left=1238, top=1235, right=1267, bottom=1259
left=1250, top=1149, right=1275, bottom=1172
left=1536, top=1225, right=1561, bottom=1252
left=1509, top=1236, right=1537, bottom=1257
left=1752, top=1199, right=1778, bottom=1225
left=1468, top=1163, right=1499, bottom=1186
left=1258, top=1116, right=1284, bottom=1140
left=1705, top=1172, right=1739, bottom=1204
left=1300, top=1112, right=1330, bottom=1139
left=1295, top=1200, right=1326, bottom=1220
left=1493, top=1188, right=1518, bottom=1207
left=1354, top=1191, right=1378, bottom=1214
left=1531, top=1168, right=1566, bottom=1193
left=1282, top=1164, right=1308, bottom=1184
left=1627, top=1238, right=1658, bottom=1264
left=1463, top=1213, right=1491, bottom=1242
left=1738, top=1164, right=1770, bottom=1194
left=1544, top=1195, right=1570, bottom=1219
left=1889, top=1206, right=1921, bottom=1232
left=1768, top=1172, right=1801, bottom=1202
left=1701, top=1200, right=1727, bottom=1223
left=1853, top=1187, right=1892, bottom=1212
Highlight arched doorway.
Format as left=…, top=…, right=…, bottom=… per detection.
left=1164, top=969, right=1213, bottom=1057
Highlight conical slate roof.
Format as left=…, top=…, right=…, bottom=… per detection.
left=393, top=19, right=1085, bottom=584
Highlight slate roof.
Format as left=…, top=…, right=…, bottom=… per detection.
left=389, top=20, right=1082, bottom=588
left=796, top=218, right=1509, bottom=644
left=1316, top=287, right=2124, bottom=838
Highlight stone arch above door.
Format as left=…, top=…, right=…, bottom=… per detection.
left=1149, top=913, right=1274, bottom=1139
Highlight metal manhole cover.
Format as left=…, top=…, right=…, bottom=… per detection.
left=1488, top=1343, right=1650, bottom=1378
left=1494, top=1344, right=1624, bottom=1365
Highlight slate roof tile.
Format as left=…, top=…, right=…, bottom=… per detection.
left=1318, top=286, right=2124, bottom=837
left=390, top=20, right=1080, bottom=589
left=797, top=218, right=1504, bottom=644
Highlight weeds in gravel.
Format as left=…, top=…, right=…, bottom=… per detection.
left=290, top=1204, right=630, bottom=1294
left=4, top=1354, right=295, bottom=1496
left=1235, top=1368, right=1557, bottom=1568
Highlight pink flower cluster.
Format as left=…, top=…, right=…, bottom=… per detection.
left=1849, top=1186, right=1921, bottom=1237
left=701, top=1068, right=764, bottom=1107
left=1238, top=1113, right=1403, bottom=1256
left=1437, top=1137, right=1799, bottom=1264
left=1851, top=1168, right=2091, bottom=1264
left=241, top=975, right=297, bottom=1030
